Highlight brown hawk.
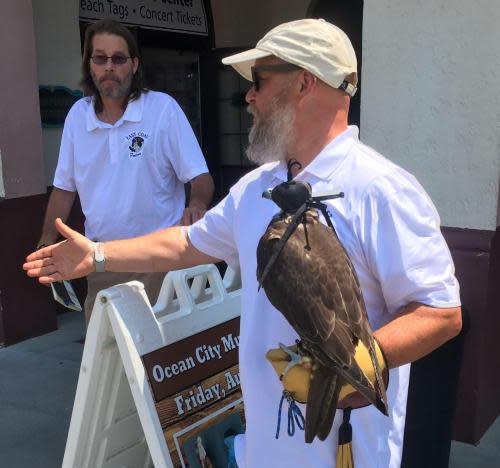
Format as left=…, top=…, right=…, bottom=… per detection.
left=257, top=175, right=388, bottom=443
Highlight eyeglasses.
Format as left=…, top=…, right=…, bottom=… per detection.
left=91, top=54, right=131, bottom=66
left=250, top=63, right=302, bottom=91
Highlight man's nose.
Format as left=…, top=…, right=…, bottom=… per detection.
left=104, top=58, right=115, bottom=71
left=245, top=85, right=256, bottom=104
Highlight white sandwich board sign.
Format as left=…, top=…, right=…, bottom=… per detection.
left=62, top=264, right=243, bottom=468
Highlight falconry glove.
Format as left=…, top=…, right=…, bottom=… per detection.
left=266, top=338, right=388, bottom=406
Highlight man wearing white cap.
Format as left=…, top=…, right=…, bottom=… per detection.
left=25, top=19, right=462, bottom=468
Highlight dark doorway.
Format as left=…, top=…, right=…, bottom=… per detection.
left=306, top=0, right=363, bottom=128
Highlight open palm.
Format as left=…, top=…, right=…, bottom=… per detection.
left=23, top=218, right=94, bottom=283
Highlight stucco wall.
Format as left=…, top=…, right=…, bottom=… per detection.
left=32, top=0, right=82, bottom=186
left=361, top=0, right=500, bottom=230
left=0, top=0, right=45, bottom=198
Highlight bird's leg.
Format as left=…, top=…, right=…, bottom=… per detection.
left=278, top=343, right=301, bottom=379
left=295, top=340, right=314, bottom=370
left=278, top=342, right=314, bottom=380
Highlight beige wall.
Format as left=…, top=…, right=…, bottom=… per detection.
left=0, top=0, right=45, bottom=199
left=211, top=0, right=311, bottom=48
left=32, top=0, right=82, bottom=186
left=361, top=0, right=500, bottom=230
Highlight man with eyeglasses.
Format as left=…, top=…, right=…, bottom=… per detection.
left=26, top=19, right=461, bottom=467
left=36, top=19, right=214, bottom=324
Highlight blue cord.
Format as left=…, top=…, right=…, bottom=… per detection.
left=275, top=391, right=305, bottom=439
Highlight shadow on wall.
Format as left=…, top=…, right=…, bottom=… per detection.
left=0, top=188, right=86, bottom=346
left=402, top=227, right=500, bottom=468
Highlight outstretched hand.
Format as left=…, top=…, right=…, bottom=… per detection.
left=23, top=218, right=95, bottom=283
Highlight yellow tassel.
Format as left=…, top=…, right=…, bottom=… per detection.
left=336, top=441, right=354, bottom=468
left=336, top=408, right=354, bottom=468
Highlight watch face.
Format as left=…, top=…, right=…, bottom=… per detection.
left=94, top=242, right=106, bottom=273
left=94, top=243, right=105, bottom=262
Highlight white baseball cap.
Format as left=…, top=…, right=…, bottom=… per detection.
left=222, top=19, right=358, bottom=96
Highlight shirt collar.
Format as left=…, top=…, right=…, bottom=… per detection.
left=85, top=93, right=145, bottom=131
left=272, top=126, right=359, bottom=183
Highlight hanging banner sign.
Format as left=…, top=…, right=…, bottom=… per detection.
left=79, top=0, right=208, bottom=35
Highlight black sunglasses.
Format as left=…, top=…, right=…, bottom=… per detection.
left=250, top=63, right=302, bottom=91
left=91, top=54, right=131, bottom=66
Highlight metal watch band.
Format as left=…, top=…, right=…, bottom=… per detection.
left=93, top=242, right=106, bottom=273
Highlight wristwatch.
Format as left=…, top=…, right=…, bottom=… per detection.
left=93, top=242, right=106, bottom=273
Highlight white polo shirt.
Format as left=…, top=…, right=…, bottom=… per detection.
left=188, top=126, right=460, bottom=468
left=54, top=91, right=208, bottom=241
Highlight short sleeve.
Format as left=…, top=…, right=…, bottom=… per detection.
left=188, top=194, right=240, bottom=270
left=53, top=112, right=76, bottom=191
left=359, top=176, right=460, bottom=312
left=160, top=99, right=208, bottom=183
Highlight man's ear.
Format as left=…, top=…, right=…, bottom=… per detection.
left=298, top=70, right=317, bottom=97
left=132, top=57, right=139, bottom=75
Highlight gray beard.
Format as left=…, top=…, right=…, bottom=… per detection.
left=245, top=97, right=295, bottom=166
left=91, top=70, right=133, bottom=99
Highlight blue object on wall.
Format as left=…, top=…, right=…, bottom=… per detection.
left=39, top=86, right=83, bottom=128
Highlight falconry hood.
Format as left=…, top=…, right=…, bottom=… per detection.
left=262, top=180, right=312, bottom=214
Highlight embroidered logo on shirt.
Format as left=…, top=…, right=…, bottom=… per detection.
left=126, top=131, right=149, bottom=157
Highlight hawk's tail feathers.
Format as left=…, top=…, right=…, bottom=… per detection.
left=317, top=375, right=343, bottom=441
left=305, top=369, right=340, bottom=443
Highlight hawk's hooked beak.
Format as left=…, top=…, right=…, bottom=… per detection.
left=262, top=189, right=273, bottom=199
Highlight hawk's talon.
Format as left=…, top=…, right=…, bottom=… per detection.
left=278, top=343, right=302, bottom=380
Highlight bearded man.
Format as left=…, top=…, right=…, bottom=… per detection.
left=26, top=19, right=461, bottom=467
left=36, top=19, right=214, bottom=324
